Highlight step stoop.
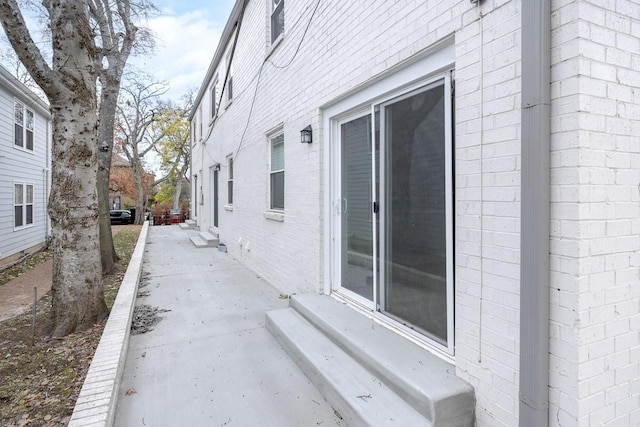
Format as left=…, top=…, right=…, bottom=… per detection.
left=198, top=231, right=219, bottom=247
left=179, top=220, right=196, bottom=230
left=266, top=293, right=475, bottom=427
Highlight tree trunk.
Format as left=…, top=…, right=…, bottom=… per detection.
left=97, top=83, right=121, bottom=274
left=172, top=178, right=182, bottom=211
left=132, top=160, right=146, bottom=225
left=46, top=1, right=107, bottom=337
left=49, top=95, right=108, bottom=336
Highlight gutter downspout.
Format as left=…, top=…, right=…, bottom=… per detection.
left=519, top=0, right=551, bottom=425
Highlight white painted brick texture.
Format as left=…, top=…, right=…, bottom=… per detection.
left=550, top=1, right=640, bottom=426
left=190, top=0, right=640, bottom=425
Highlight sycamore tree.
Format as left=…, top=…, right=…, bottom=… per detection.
left=0, top=1, right=154, bottom=276
left=115, top=74, right=168, bottom=224
left=93, top=0, right=156, bottom=274
left=0, top=0, right=107, bottom=336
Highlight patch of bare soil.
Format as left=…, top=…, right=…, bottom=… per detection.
left=0, top=225, right=142, bottom=426
left=0, top=250, right=52, bottom=288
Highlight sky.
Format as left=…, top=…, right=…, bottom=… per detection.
left=132, top=0, right=236, bottom=101
left=0, top=0, right=236, bottom=102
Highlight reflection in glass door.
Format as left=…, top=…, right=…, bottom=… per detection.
left=340, top=114, right=374, bottom=302
left=380, top=81, right=451, bottom=346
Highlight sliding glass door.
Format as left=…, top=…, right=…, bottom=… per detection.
left=333, top=74, right=453, bottom=352
left=379, top=81, right=452, bottom=346
left=339, top=112, right=375, bottom=305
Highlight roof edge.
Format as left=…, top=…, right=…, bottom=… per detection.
left=189, top=0, right=245, bottom=121
left=0, top=64, right=50, bottom=118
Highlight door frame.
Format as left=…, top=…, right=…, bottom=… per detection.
left=210, top=165, right=219, bottom=229
left=322, top=42, right=456, bottom=355
left=330, top=107, right=377, bottom=310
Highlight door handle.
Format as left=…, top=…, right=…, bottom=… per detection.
left=343, top=198, right=348, bottom=213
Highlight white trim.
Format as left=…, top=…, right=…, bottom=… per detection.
left=13, top=181, right=35, bottom=230
left=210, top=76, right=219, bottom=121
left=268, top=130, right=285, bottom=211
left=322, top=41, right=456, bottom=355
left=331, top=109, right=376, bottom=310
left=13, top=98, right=35, bottom=153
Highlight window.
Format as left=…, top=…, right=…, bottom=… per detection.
left=14, top=183, right=34, bottom=228
left=198, top=107, right=203, bottom=139
left=227, top=156, right=234, bottom=205
left=210, top=79, right=218, bottom=119
left=271, top=0, right=284, bottom=43
left=270, top=133, right=284, bottom=210
left=226, top=52, right=234, bottom=102
left=14, top=101, right=34, bottom=151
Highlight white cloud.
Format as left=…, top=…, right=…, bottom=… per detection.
left=131, top=9, right=225, bottom=101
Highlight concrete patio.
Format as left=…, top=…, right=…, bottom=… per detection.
left=69, top=224, right=341, bottom=426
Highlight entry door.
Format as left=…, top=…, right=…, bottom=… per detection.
left=211, top=167, right=219, bottom=228
left=338, top=112, right=375, bottom=307
left=334, top=76, right=453, bottom=351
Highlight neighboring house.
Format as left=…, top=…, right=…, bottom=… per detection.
left=0, top=65, right=51, bottom=267
left=108, top=152, right=154, bottom=210
left=190, top=1, right=639, bottom=426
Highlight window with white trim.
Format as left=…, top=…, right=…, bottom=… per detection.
left=271, top=0, right=284, bottom=43
left=210, top=78, right=218, bottom=119
left=227, top=156, right=234, bottom=205
left=14, top=183, right=34, bottom=228
left=269, top=133, right=284, bottom=210
left=14, top=100, right=34, bottom=151
left=226, top=52, right=234, bottom=102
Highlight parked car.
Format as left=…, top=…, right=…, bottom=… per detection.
left=110, top=209, right=133, bottom=225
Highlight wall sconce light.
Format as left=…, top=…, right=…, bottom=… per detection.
left=300, top=125, right=312, bottom=144
left=213, top=163, right=221, bottom=172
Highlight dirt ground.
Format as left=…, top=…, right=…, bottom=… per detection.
left=0, top=225, right=141, bottom=426
left=0, top=259, right=53, bottom=322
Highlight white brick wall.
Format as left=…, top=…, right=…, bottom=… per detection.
left=190, top=0, right=640, bottom=425
left=550, top=1, right=640, bottom=426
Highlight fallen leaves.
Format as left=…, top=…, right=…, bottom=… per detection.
left=125, top=388, right=137, bottom=396
left=130, top=305, right=170, bottom=335
left=0, top=227, right=141, bottom=426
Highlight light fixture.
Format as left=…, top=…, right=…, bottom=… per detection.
left=213, top=163, right=221, bottom=172
left=300, top=125, right=312, bottom=144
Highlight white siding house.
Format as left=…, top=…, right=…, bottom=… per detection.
left=190, top=1, right=640, bottom=425
left=0, top=66, right=51, bottom=267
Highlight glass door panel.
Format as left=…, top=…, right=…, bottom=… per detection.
left=381, top=82, right=449, bottom=345
left=340, top=114, right=374, bottom=301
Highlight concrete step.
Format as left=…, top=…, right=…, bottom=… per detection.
left=266, top=308, right=430, bottom=427
left=269, top=294, right=475, bottom=426
left=179, top=220, right=196, bottom=230
left=198, top=231, right=219, bottom=247
left=189, top=236, right=209, bottom=248
left=207, top=228, right=219, bottom=238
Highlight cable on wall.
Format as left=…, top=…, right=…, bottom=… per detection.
left=232, top=0, right=322, bottom=162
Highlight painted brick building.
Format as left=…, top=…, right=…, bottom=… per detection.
left=190, top=1, right=640, bottom=425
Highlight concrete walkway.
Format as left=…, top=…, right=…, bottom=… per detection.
left=113, top=225, right=342, bottom=426
left=0, top=258, right=52, bottom=322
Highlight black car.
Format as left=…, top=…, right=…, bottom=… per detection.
left=110, top=210, right=133, bottom=225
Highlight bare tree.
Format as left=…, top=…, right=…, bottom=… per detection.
left=116, top=74, right=168, bottom=224
left=0, top=0, right=107, bottom=336
left=91, top=0, right=157, bottom=274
